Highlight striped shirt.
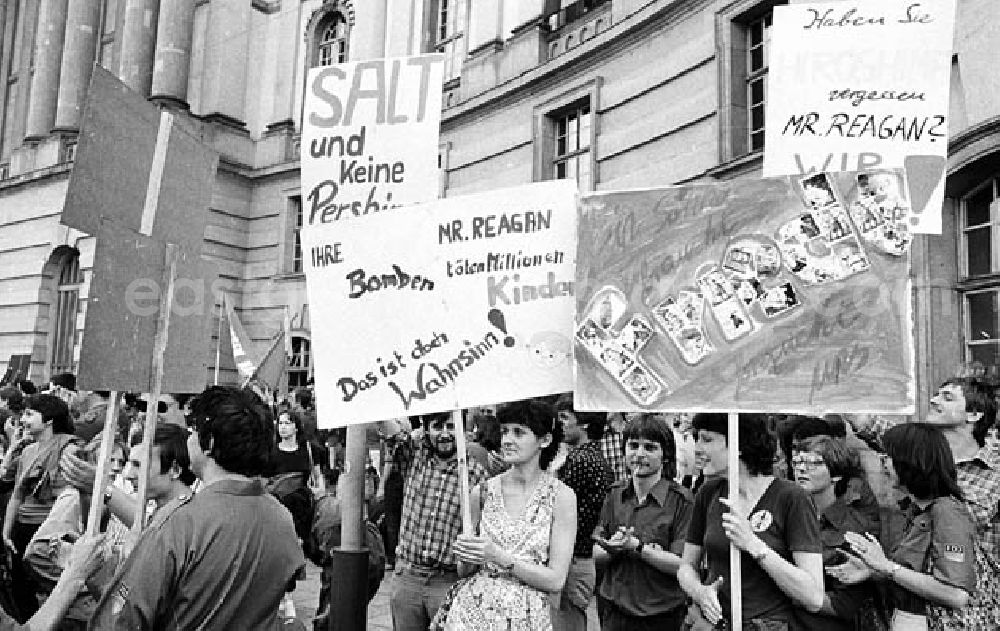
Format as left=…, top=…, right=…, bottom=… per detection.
left=391, top=432, right=488, bottom=569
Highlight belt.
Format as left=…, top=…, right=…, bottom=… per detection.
left=398, top=562, right=457, bottom=577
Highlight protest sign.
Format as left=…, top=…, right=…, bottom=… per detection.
left=63, top=66, right=216, bottom=250
left=762, top=0, right=955, bottom=234
left=77, top=221, right=217, bottom=393
left=302, top=180, right=577, bottom=427
left=300, top=54, right=444, bottom=226
left=574, top=170, right=915, bottom=414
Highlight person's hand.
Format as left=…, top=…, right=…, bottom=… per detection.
left=594, top=526, right=638, bottom=555
left=694, top=577, right=725, bottom=624
left=59, top=450, right=98, bottom=493
left=452, top=533, right=490, bottom=565
left=719, top=497, right=762, bottom=554
left=63, top=533, right=106, bottom=583
left=843, top=531, right=892, bottom=574
left=826, top=553, right=874, bottom=585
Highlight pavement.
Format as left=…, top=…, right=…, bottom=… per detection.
left=288, top=560, right=392, bottom=630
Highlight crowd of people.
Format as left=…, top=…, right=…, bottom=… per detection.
left=1, top=372, right=999, bottom=630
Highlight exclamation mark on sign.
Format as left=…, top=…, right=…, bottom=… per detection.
left=903, top=155, right=946, bottom=226
left=488, top=308, right=516, bottom=348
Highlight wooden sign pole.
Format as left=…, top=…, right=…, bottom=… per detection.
left=85, top=391, right=122, bottom=536
left=132, top=244, right=178, bottom=533
left=452, top=409, right=472, bottom=533
left=728, top=411, right=742, bottom=630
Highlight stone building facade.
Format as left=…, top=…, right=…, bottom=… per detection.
left=0, top=0, right=998, bottom=417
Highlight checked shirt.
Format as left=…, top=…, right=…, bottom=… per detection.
left=390, top=432, right=488, bottom=569
left=956, top=443, right=1000, bottom=561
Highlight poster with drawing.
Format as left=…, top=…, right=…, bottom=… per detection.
left=303, top=181, right=577, bottom=428
left=574, top=170, right=914, bottom=414
left=762, top=0, right=956, bottom=234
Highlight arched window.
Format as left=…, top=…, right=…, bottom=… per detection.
left=50, top=251, right=83, bottom=376
left=317, top=12, right=348, bottom=67
left=288, top=334, right=312, bottom=389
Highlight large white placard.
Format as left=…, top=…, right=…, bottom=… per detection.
left=762, top=0, right=955, bottom=234
left=302, top=181, right=578, bottom=427
left=300, top=55, right=444, bottom=226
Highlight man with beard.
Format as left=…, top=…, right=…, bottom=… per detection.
left=593, top=414, right=693, bottom=630
left=377, top=413, right=488, bottom=631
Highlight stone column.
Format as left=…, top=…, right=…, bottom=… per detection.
left=467, top=0, right=503, bottom=53
left=53, top=0, right=102, bottom=132
left=117, top=0, right=160, bottom=95
left=151, top=0, right=195, bottom=108
left=24, top=0, right=69, bottom=140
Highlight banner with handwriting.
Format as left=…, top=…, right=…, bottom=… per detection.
left=303, top=181, right=578, bottom=427
left=762, top=0, right=955, bottom=234
left=574, top=170, right=914, bottom=414
left=300, top=55, right=444, bottom=226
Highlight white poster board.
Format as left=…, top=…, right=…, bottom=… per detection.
left=300, top=54, right=444, bottom=226
left=762, top=0, right=956, bottom=234
left=302, top=181, right=578, bottom=427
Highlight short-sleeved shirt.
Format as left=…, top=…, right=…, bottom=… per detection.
left=88, top=479, right=305, bottom=630
left=955, top=444, right=1000, bottom=559
left=597, top=477, right=693, bottom=616
left=686, top=477, right=822, bottom=623
left=390, top=432, right=488, bottom=569
left=558, top=441, right=613, bottom=558
left=796, top=479, right=881, bottom=631
left=889, top=496, right=977, bottom=615
left=270, top=443, right=312, bottom=475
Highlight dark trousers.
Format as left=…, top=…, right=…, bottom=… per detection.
left=10, top=520, right=42, bottom=623
left=602, top=603, right=686, bottom=631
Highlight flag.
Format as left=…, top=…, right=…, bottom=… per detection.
left=223, top=293, right=260, bottom=386
left=252, top=331, right=287, bottom=393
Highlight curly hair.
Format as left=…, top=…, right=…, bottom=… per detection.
left=624, top=414, right=677, bottom=479
left=690, top=412, right=776, bottom=476
left=883, top=423, right=962, bottom=501
left=187, top=386, right=274, bottom=477
left=497, top=399, right=563, bottom=469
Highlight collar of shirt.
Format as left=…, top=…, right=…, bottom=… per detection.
left=622, top=477, right=671, bottom=506
left=962, top=443, right=1000, bottom=470
left=200, top=478, right=265, bottom=496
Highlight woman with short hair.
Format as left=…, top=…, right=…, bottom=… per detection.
left=830, top=423, right=976, bottom=630
left=678, top=413, right=825, bottom=630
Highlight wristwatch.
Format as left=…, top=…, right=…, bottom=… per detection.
left=633, top=540, right=645, bottom=557
left=103, top=487, right=114, bottom=503
left=887, top=562, right=903, bottom=582
left=750, top=546, right=769, bottom=562
left=498, top=554, right=515, bottom=571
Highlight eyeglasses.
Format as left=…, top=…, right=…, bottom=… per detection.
left=791, top=455, right=826, bottom=469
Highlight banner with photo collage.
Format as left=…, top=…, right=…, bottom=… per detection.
left=574, top=170, right=915, bottom=414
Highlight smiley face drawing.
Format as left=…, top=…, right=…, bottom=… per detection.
left=526, top=331, right=572, bottom=369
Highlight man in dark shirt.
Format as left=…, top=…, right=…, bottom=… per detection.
left=594, top=414, right=693, bottom=631
left=88, top=386, right=304, bottom=630
left=552, top=396, right=614, bottom=631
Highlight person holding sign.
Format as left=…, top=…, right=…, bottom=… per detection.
left=829, top=424, right=977, bottom=631
left=377, top=413, right=489, bottom=631
left=678, top=413, right=824, bottom=630
left=87, top=386, right=304, bottom=630
left=593, top=413, right=693, bottom=630
left=429, top=399, right=576, bottom=631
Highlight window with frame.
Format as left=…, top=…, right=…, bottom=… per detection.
left=435, top=0, right=466, bottom=83
left=961, top=177, right=1000, bottom=366
left=289, top=196, right=304, bottom=274
left=551, top=101, right=593, bottom=191
left=317, top=12, right=348, bottom=67
left=50, top=252, right=83, bottom=376
left=746, top=12, right=771, bottom=153
left=288, top=335, right=311, bottom=389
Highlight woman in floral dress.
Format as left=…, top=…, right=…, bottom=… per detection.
left=431, top=399, right=577, bottom=631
